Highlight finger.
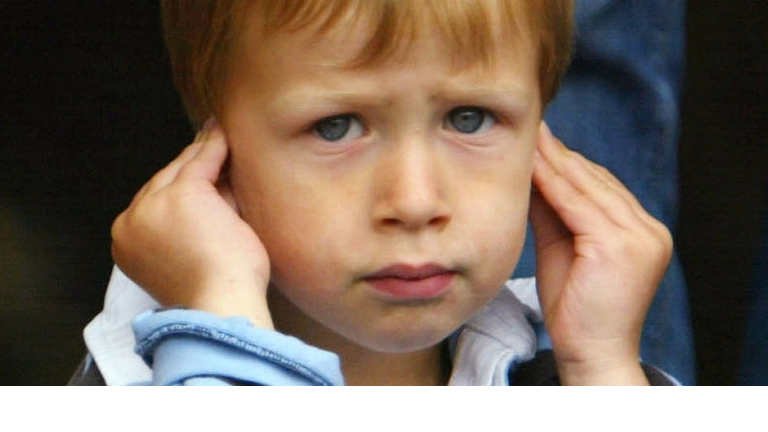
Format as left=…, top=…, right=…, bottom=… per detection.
left=541, top=125, right=670, bottom=236
left=176, top=121, right=229, bottom=183
left=528, top=189, right=573, bottom=312
left=156, top=118, right=219, bottom=183
left=131, top=120, right=215, bottom=204
left=131, top=141, right=203, bottom=203
left=580, top=158, right=672, bottom=236
left=214, top=153, right=241, bottom=213
left=217, top=178, right=240, bottom=215
left=537, top=123, right=644, bottom=231
left=529, top=186, right=572, bottom=250
left=532, top=146, right=613, bottom=236
left=160, top=124, right=212, bottom=176
left=578, top=156, right=645, bottom=216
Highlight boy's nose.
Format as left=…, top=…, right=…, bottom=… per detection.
left=372, top=142, right=451, bottom=232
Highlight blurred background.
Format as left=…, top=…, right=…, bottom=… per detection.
left=1, top=2, right=767, bottom=385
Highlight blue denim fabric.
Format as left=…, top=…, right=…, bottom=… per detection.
left=513, top=0, right=696, bottom=384
left=738, top=198, right=768, bottom=385
left=133, top=309, right=344, bottom=386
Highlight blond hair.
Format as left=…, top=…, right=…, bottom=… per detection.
left=161, top=0, right=573, bottom=127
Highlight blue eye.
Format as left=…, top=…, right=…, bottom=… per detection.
left=313, top=115, right=365, bottom=142
left=445, top=107, right=495, bottom=134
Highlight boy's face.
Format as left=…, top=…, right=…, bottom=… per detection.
left=221, top=12, right=541, bottom=353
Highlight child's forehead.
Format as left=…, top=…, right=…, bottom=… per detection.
left=239, top=0, right=537, bottom=71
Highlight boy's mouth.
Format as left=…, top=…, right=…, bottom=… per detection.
left=362, top=263, right=458, bottom=301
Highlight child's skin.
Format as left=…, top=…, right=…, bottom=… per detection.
left=111, top=9, right=672, bottom=385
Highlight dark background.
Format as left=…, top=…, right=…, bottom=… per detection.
left=1, top=2, right=767, bottom=385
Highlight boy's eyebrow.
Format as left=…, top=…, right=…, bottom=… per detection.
left=273, top=85, right=535, bottom=112
left=272, top=87, right=381, bottom=109
left=435, top=87, right=535, bottom=105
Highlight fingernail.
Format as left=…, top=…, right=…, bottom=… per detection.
left=540, top=122, right=553, bottom=140
left=201, top=116, right=217, bottom=132
left=194, top=117, right=219, bottom=143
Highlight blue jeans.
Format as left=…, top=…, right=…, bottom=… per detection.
left=514, top=0, right=696, bottom=384
left=738, top=197, right=768, bottom=385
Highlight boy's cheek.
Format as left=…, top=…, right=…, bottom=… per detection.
left=478, top=205, right=529, bottom=275
left=469, top=176, right=532, bottom=268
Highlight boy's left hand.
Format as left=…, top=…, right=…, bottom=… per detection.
left=529, top=123, right=673, bottom=385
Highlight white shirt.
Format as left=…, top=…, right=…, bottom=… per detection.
left=83, top=266, right=546, bottom=386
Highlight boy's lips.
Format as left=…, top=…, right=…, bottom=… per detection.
left=362, top=263, right=459, bottom=300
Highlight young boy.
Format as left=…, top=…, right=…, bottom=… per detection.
left=71, top=0, right=676, bottom=385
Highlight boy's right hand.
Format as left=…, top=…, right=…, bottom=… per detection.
left=111, top=120, right=274, bottom=329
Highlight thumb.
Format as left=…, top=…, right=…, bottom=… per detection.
left=216, top=163, right=241, bottom=215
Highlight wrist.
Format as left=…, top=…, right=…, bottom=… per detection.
left=188, top=274, right=273, bottom=330
left=189, top=298, right=274, bottom=330
left=555, top=355, right=649, bottom=386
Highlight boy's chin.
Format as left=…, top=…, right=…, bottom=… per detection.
left=342, top=323, right=458, bottom=354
